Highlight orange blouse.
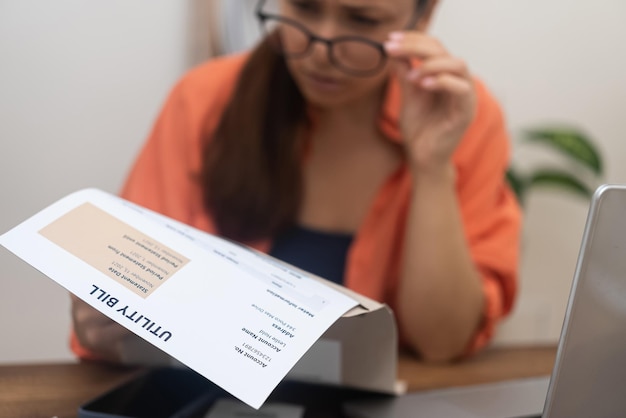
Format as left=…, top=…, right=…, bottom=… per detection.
left=71, top=52, right=521, bottom=360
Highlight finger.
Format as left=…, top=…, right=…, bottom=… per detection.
left=390, top=57, right=412, bottom=80
left=69, top=293, right=131, bottom=362
left=390, top=57, right=423, bottom=100
left=76, top=319, right=131, bottom=363
left=407, top=56, right=470, bottom=81
left=419, top=74, right=474, bottom=95
left=71, top=297, right=114, bottom=327
left=384, top=31, right=447, bottom=60
left=81, top=321, right=130, bottom=349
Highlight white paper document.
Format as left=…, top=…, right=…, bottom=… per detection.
left=0, top=188, right=359, bottom=409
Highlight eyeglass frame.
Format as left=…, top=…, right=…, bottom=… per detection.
left=255, top=0, right=423, bottom=77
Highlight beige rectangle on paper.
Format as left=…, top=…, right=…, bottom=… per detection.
left=39, top=202, right=189, bottom=298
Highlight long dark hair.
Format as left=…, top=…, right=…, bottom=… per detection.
left=201, top=0, right=431, bottom=243
left=201, top=35, right=306, bottom=243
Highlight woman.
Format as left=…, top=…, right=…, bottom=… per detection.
left=71, top=0, right=521, bottom=363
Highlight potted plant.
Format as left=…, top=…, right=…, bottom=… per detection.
left=506, top=126, right=604, bottom=206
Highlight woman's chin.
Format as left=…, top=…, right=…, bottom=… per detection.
left=298, top=81, right=347, bottom=107
left=301, top=90, right=346, bottom=109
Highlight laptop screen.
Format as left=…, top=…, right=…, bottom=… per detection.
left=543, top=185, right=626, bottom=418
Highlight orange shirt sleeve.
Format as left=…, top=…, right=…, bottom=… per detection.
left=453, top=79, right=522, bottom=355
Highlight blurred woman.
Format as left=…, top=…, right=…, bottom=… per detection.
left=71, top=0, right=521, bottom=363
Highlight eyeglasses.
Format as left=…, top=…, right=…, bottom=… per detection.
left=255, top=0, right=420, bottom=77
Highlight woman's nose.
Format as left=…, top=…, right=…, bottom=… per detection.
left=313, top=19, right=340, bottom=40
left=308, top=22, right=339, bottom=64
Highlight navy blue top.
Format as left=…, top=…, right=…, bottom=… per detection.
left=269, top=225, right=353, bottom=285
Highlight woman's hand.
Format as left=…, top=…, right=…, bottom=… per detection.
left=384, top=31, right=485, bottom=361
left=71, top=294, right=132, bottom=363
left=384, top=32, right=477, bottom=175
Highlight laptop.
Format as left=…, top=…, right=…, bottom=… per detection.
left=345, top=184, right=626, bottom=418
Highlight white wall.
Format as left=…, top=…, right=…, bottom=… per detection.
left=429, top=0, right=626, bottom=345
left=2, top=0, right=626, bottom=363
left=0, top=1, right=202, bottom=363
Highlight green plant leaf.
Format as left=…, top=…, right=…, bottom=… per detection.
left=528, top=169, right=594, bottom=199
left=505, top=167, right=527, bottom=205
left=524, top=127, right=603, bottom=176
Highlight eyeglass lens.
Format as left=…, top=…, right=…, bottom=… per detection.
left=260, top=17, right=385, bottom=75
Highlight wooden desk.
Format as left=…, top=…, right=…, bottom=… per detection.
left=0, top=346, right=556, bottom=418
left=398, top=345, right=557, bottom=392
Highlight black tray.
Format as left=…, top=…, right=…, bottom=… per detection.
left=78, top=367, right=393, bottom=418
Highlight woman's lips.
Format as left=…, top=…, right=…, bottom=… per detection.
left=304, top=72, right=343, bottom=92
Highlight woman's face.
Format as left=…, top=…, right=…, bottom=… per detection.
left=274, top=0, right=418, bottom=109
